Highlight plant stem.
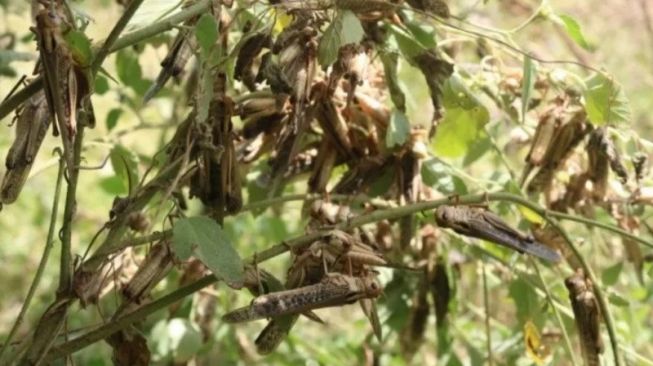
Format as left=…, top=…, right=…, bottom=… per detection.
left=91, top=0, right=146, bottom=73
left=530, top=258, right=578, bottom=366
left=544, top=216, right=622, bottom=366
left=481, top=262, right=494, bottom=366
left=42, top=191, right=646, bottom=362
left=0, top=0, right=211, bottom=120
left=0, top=154, right=65, bottom=363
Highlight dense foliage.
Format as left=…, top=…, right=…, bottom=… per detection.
left=0, top=0, right=652, bottom=365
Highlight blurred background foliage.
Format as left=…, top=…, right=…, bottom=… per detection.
left=0, top=0, right=652, bottom=365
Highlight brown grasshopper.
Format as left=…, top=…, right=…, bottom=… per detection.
left=222, top=272, right=382, bottom=323
left=435, top=205, right=562, bottom=263
left=32, top=0, right=94, bottom=176
left=565, top=270, right=603, bottom=366
left=1, top=90, right=51, bottom=204
left=253, top=229, right=386, bottom=353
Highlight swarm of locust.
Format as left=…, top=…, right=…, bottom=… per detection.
left=223, top=201, right=386, bottom=354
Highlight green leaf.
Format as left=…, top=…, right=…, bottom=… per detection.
left=554, top=14, right=591, bottom=50
left=150, top=319, right=202, bottom=363
left=521, top=56, right=537, bottom=122
left=608, top=292, right=629, bottom=307
left=385, top=109, right=411, bottom=148
left=318, top=18, right=341, bottom=68
left=116, top=49, right=147, bottom=94
left=64, top=29, right=93, bottom=66
left=106, top=108, right=122, bottom=131
left=433, top=77, right=489, bottom=158
left=194, top=13, right=219, bottom=55
left=433, top=108, right=489, bottom=158
left=99, top=176, right=126, bottom=195
left=340, top=10, right=364, bottom=45
left=404, top=20, right=437, bottom=49
left=109, top=144, right=139, bottom=193
left=380, top=52, right=406, bottom=111
left=601, top=262, right=623, bottom=286
left=583, top=73, right=631, bottom=126
left=94, top=75, right=109, bottom=95
left=172, top=216, right=244, bottom=288
left=508, top=278, right=541, bottom=325
left=388, top=24, right=426, bottom=59
left=318, top=10, right=364, bottom=68
left=421, top=158, right=468, bottom=194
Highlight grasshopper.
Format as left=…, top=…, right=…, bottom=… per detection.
left=1, top=90, right=51, bottom=204
left=435, top=205, right=562, bottom=263
left=32, top=0, right=94, bottom=176
left=565, top=270, right=603, bottom=366
left=254, top=230, right=385, bottom=353
left=222, top=272, right=382, bottom=323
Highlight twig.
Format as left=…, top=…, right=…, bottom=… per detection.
left=0, top=153, right=65, bottom=363
left=481, top=262, right=493, bottom=366
left=91, top=0, right=146, bottom=72
left=0, top=0, right=211, bottom=120
left=530, top=258, right=578, bottom=366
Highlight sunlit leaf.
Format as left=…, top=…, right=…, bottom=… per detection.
left=194, top=13, right=219, bottom=54
left=553, top=14, right=591, bottom=50
left=518, top=205, right=545, bottom=225
left=433, top=76, right=489, bottom=158
left=386, top=109, right=411, bottom=148
left=172, top=216, right=245, bottom=288
left=583, top=73, right=631, bottom=126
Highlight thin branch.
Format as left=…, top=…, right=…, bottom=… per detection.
left=0, top=153, right=65, bottom=362
left=482, top=262, right=494, bottom=366
left=91, top=0, right=146, bottom=72
left=43, top=191, right=649, bottom=361
left=0, top=0, right=211, bottom=120
left=530, top=258, right=578, bottom=366
left=544, top=215, right=622, bottom=366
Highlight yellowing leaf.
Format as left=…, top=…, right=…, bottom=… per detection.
left=518, top=205, right=544, bottom=225
left=273, top=9, right=293, bottom=34
left=524, top=320, right=545, bottom=366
